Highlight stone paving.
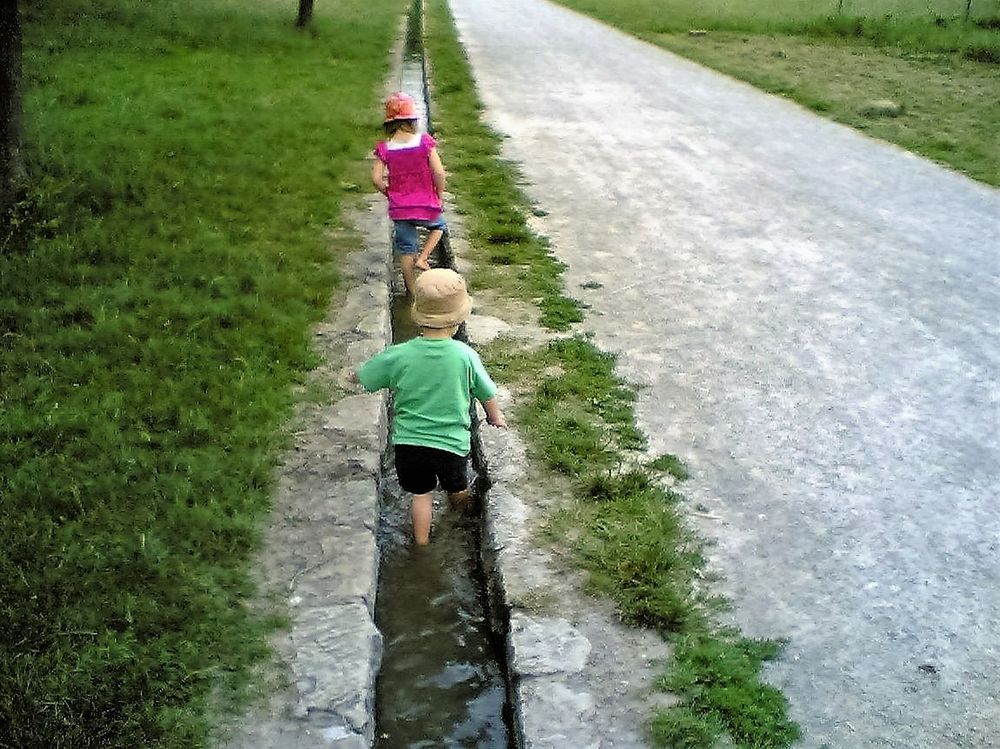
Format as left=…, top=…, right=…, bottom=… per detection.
left=221, top=205, right=391, bottom=749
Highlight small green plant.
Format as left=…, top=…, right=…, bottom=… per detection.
left=659, top=634, right=801, bottom=748
left=650, top=706, right=721, bottom=749
left=649, top=453, right=690, bottom=481
left=576, top=480, right=697, bottom=631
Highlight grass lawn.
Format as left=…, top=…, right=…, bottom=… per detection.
left=553, top=0, right=1000, bottom=185
left=1, top=0, right=404, bottom=745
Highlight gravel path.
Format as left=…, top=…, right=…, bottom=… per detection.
left=445, top=0, right=1000, bottom=746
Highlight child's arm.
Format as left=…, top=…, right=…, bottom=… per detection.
left=481, top=397, right=507, bottom=428
left=357, top=350, right=392, bottom=393
left=371, top=159, right=388, bottom=197
left=428, top=147, right=446, bottom=196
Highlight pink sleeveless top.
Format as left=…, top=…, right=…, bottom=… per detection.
left=374, top=133, right=443, bottom=221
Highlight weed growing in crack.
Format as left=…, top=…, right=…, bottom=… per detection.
left=649, top=453, right=691, bottom=482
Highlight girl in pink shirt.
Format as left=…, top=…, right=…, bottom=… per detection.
left=372, top=92, right=447, bottom=295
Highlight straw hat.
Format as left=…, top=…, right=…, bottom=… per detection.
left=411, top=268, right=473, bottom=328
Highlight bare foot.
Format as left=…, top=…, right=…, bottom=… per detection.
left=448, top=489, right=471, bottom=514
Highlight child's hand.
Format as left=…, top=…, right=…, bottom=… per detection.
left=483, top=397, right=506, bottom=428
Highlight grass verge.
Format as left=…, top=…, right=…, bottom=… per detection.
left=484, top=338, right=800, bottom=748
left=1, top=0, right=404, bottom=745
left=552, top=0, right=1000, bottom=185
left=423, top=0, right=583, bottom=330
left=425, top=1, right=800, bottom=746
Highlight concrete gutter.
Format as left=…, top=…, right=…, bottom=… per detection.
left=222, top=203, right=392, bottom=749
left=225, top=198, right=672, bottom=749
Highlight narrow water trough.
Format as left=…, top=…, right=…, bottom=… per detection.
left=372, top=7, right=519, bottom=746
left=373, top=295, right=514, bottom=749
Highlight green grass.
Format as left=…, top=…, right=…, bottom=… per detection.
left=554, top=0, right=1000, bottom=37
left=656, top=635, right=801, bottom=749
left=423, top=0, right=584, bottom=330
left=483, top=337, right=646, bottom=474
left=649, top=453, right=691, bottom=482
left=553, top=0, right=1000, bottom=185
left=1, top=0, right=405, bottom=746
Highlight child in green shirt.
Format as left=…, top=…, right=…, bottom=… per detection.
left=357, top=269, right=506, bottom=545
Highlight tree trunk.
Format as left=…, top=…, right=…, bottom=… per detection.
left=296, top=0, right=314, bottom=28
left=0, top=0, right=23, bottom=213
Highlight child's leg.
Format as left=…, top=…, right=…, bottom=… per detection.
left=411, top=492, right=433, bottom=546
left=393, top=221, right=420, bottom=295
left=399, top=253, right=418, bottom=296
left=395, top=445, right=437, bottom=545
left=439, top=449, right=471, bottom=515
left=414, top=228, right=444, bottom=271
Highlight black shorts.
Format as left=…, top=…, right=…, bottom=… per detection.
left=394, top=444, right=468, bottom=495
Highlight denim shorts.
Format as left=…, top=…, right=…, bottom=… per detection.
left=394, top=444, right=468, bottom=495
left=392, top=216, right=447, bottom=255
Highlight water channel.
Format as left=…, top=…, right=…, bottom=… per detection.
left=372, top=9, right=517, bottom=742
left=373, top=294, right=513, bottom=749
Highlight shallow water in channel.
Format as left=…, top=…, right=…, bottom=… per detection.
left=373, top=294, right=510, bottom=749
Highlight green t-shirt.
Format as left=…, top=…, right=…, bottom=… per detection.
left=358, top=337, right=497, bottom=456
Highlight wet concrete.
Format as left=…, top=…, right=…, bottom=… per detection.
left=445, top=0, right=1000, bottom=747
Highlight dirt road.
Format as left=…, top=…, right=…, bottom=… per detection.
left=445, top=0, right=1000, bottom=746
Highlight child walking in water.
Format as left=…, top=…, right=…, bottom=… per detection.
left=357, top=269, right=506, bottom=545
left=372, top=92, right=447, bottom=295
